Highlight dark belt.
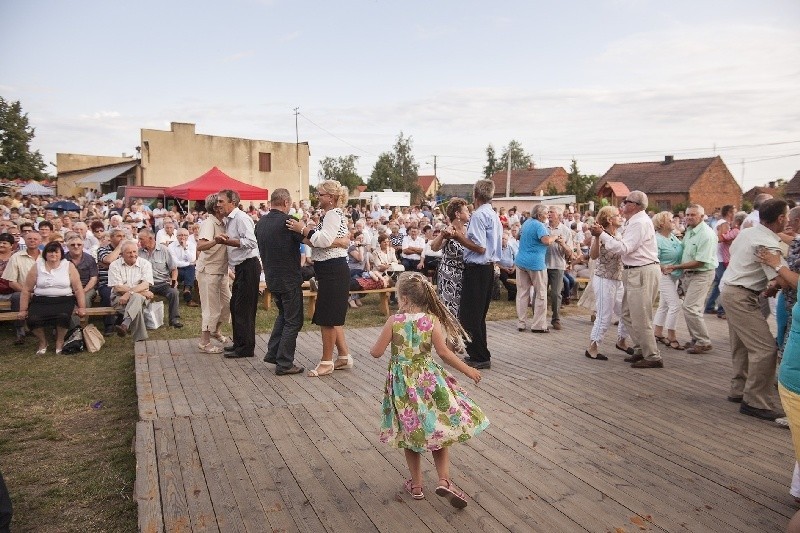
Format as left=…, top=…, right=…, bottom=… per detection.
left=623, top=261, right=659, bottom=270
left=729, top=284, right=761, bottom=295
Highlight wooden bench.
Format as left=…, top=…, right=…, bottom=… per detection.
left=304, top=287, right=396, bottom=319
left=0, top=306, right=118, bottom=326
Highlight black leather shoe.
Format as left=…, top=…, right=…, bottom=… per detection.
left=615, top=343, right=635, bottom=356
left=223, top=344, right=236, bottom=352
left=739, top=402, right=781, bottom=421
left=631, top=358, right=663, bottom=369
left=727, top=395, right=743, bottom=403
left=585, top=350, right=608, bottom=361
left=624, top=353, right=644, bottom=363
left=276, top=365, right=305, bottom=375
left=263, top=356, right=277, bottom=364
left=466, top=359, right=491, bottom=369
left=224, top=352, right=254, bottom=359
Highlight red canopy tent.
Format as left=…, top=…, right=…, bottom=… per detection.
left=164, top=167, right=269, bottom=201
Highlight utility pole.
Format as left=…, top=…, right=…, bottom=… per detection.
left=505, top=150, right=511, bottom=198
left=433, top=155, right=437, bottom=178
left=741, top=158, right=746, bottom=189
left=294, top=107, right=304, bottom=196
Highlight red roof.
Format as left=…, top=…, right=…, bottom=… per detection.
left=602, top=181, right=630, bottom=197
left=418, top=175, right=437, bottom=191
left=595, top=157, right=720, bottom=194
left=165, top=167, right=269, bottom=201
left=489, top=167, right=565, bottom=196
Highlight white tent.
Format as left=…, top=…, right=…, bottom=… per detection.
left=19, top=181, right=55, bottom=196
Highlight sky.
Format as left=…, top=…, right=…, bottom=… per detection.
left=1, top=0, right=799, bottom=191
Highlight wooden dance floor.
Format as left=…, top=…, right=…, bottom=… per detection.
left=134, top=314, right=795, bottom=532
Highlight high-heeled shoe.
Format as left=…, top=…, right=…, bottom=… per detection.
left=307, top=360, right=335, bottom=377
left=334, top=354, right=353, bottom=369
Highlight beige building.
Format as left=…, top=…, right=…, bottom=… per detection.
left=57, top=122, right=310, bottom=201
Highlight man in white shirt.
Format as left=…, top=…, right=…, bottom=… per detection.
left=109, top=240, right=154, bottom=341
left=151, top=201, right=168, bottom=231
left=156, top=219, right=178, bottom=246
left=590, top=190, right=662, bottom=368
left=168, top=228, right=198, bottom=307
left=400, top=226, right=425, bottom=272
left=742, top=193, right=773, bottom=229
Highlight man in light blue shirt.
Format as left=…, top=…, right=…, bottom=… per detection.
left=451, top=179, right=502, bottom=369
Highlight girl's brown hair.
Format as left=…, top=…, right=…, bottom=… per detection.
left=395, top=272, right=470, bottom=352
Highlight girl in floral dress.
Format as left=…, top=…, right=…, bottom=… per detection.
left=370, top=272, right=489, bottom=508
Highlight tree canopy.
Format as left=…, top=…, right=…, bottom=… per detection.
left=564, top=159, right=599, bottom=204
left=366, top=132, right=422, bottom=198
left=498, top=140, right=533, bottom=172
left=0, top=97, right=47, bottom=180
left=483, top=144, right=499, bottom=179
left=318, top=154, right=363, bottom=192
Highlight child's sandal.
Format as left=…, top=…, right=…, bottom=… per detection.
left=435, top=479, right=468, bottom=509
left=404, top=479, right=424, bottom=500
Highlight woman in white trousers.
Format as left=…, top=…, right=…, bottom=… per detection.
left=652, top=211, right=685, bottom=350
left=585, top=206, right=629, bottom=360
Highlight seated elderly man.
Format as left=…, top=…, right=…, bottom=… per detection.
left=108, top=240, right=154, bottom=341
left=65, top=233, right=98, bottom=328
left=137, top=228, right=183, bottom=328
left=168, top=228, right=198, bottom=306
left=2, top=230, right=43, bottom=344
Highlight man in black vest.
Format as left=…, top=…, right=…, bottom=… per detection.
left=255, top=188, right=305, bottom=375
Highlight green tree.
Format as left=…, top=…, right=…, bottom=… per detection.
left=0, top=97, right=47, bottom=180
left=564, top=159, right=599, bottom=204
left=366, top=132, right=422, bottom=199
left=546, top=183, right=559, bottom=196
left=318, top=155, right=363, bottom=192
left=498, top=139, right=533, bottom=171
left=483, top=144, right=499, bottom=179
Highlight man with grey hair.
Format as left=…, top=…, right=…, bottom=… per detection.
left=545, top=205, right=573, bottom=330
left=217, top=189, right=261, bottom=358
left=138, top=228, right=183, bottom=328
left=449, top=179, right=503, bottom=369
left=742, top=192, right=773, bottom=229
left=97, top=227, right=127, bottom=335
left=109, top=240, right=154, bottom=341
left=662, top=204, right=718, bottom=353
left=590, top=190, right=662, bottom=368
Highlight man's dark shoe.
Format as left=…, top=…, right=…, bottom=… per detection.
left=263, top=356, right=277, bottom=364
left=224, top=352, right=254, bottom=359
left=103, top=327, right=115, bottom=337
left=624, top=353, right=644, bottom=363
left=223, top=344, right=237, bottom=352
left=631, top=358, right=663, bottom=369
left=115, top=324, right=129, bottom=337
left=171, top=320, right=184, bottom=328
left=465, top=359, right=491, bottom=369
left=551, top=320, right=562, bottom=331
left=187, top=301, right=200, bottom=307
left=727, top=395, right=744, bottom=403
left=13, top=335, right=25, bottom=345
left=276, top=365, right=305, bottom=375
left=687, top=344, right=712, bottom=354
left=739, top=402, right=781, bottom=421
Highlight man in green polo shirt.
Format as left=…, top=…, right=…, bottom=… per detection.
left=663, top=204, right=719, bottom=353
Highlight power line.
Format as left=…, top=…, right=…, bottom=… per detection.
left=297, top=112, right=377, bottom=157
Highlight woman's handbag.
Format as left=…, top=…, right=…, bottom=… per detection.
left=82, top=324, right=106, bottom=353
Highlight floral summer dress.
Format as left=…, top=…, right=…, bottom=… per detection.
left=379, top=312, right=489, bottom=453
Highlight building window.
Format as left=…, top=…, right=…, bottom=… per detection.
left=656, top=200, right=671, bottom=211
left=259, top=152, right=272, bottom=172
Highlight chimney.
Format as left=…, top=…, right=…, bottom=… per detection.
left=527, top=162, right=534, bottom=170
left=768, top=181, right=776, bottom=188
left=664, top=155, right=674, bottom=164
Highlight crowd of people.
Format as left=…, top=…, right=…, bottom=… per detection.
left=6, top=184, right=800, bottom=513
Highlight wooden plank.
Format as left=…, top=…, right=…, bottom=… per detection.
left=153, top=419, right=191, bottom=532
left=172, top=416, right=219, bottom=532
left=135, top=421, right=163, bottom=533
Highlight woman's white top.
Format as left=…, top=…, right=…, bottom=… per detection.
left=34, top=258, right=72, bottom=297
left=310, top=208, right=348, bottom=262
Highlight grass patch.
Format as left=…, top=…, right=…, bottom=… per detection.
left=0, top=286, right=584, bottom=531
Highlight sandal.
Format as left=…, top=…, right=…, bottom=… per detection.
left=435, top=479, right=467, bottom=509
left=198, top=342, right=223, bottom=354
left=655, top=335, right=667, bottom=345
left=404, top=479, right=425, bottom=500
left=668, top=340, right=685, bottom=350
left=334, top=354, right=353, bottom=369
left=307, top=360, right=335, bottom=377
left=210, top=332, right=230, bottom=344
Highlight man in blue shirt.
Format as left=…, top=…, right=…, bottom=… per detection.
left=450, top=179, right=502, bottom=369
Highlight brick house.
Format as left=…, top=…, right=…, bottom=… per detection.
left=417, top=175, right=440, bottom=200
left=784, top=171, right=800, bottom=203
left=593, top=156, right=742, bottom=213
left=743, top=183, right=783, bottom=204
left=489, top=166, right=568, bottom=197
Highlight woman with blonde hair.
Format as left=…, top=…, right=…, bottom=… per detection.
left=652, top=210, right=685, bottom=350
left=287, top=179, right=352, bottom=376
left=584, top=205, right=629, bottom=359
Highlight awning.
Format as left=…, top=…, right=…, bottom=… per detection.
left=76, top=163, right=137, bottom=185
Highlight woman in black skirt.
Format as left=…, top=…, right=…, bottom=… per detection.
left=287, top=180, right=352, bottom=376
left=18, top=241, right=86, bottom=355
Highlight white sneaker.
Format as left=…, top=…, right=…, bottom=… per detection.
left=776, top=417, right=790, bottom=428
